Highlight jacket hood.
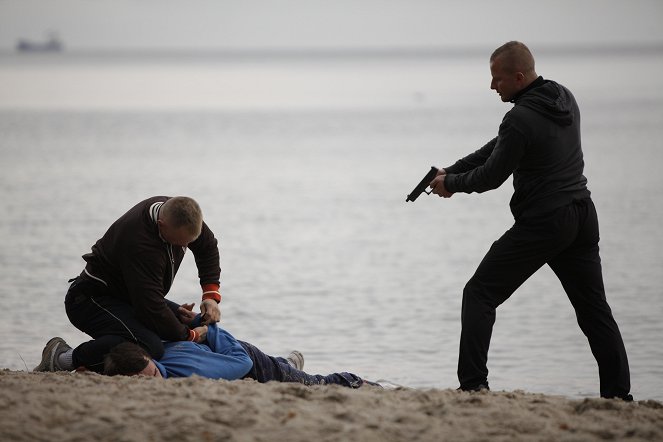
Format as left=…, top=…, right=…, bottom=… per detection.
left=515, top=80, right=575, bottom=126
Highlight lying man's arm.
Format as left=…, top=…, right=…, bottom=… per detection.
left=155, top=317, right=253, bottom=380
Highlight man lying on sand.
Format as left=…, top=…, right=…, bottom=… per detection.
left=40, top=314, right=377, bottom=389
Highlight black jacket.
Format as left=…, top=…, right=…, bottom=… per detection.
left=444, top=77, right=591, bottom=219
left=81, top=196, right=221, bottom=341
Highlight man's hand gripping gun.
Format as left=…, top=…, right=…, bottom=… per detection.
left=405, top=166, right=439, bottom=202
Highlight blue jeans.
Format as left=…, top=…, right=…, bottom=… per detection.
left=65, top=276, right=177, bottom=372
left=238, top=340, right=365, bottom=388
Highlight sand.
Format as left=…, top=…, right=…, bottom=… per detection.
left=1, top=370, right=662, bottom=442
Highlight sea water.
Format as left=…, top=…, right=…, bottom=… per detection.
left=0, top=49, right=661, bottom=400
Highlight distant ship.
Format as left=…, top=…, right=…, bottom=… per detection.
left=16, top=33, right=63, bottom=52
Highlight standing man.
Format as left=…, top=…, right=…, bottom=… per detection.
left=35, top=196, right=222, bottom=373
left=429, top=41, right=631, bottom=400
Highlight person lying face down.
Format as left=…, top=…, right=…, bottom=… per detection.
left=103, top=319, right=376, bottom=389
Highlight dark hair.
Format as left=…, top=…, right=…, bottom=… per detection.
left=104, top=342, right=151, bottom=376
left=490, top=41, right=535, bottom=75
left=161, top=196, right=203, bottom=236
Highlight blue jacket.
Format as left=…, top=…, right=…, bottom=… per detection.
left=154, top=323, right=253, bottom=379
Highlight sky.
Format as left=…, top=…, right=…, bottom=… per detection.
left=0, top=0, right=662, bottom=52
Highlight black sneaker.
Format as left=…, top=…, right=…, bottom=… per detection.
left=458, top=383, right=490, bottom=392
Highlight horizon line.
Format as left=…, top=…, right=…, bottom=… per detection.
left=2, top=42, right=662, bottom=60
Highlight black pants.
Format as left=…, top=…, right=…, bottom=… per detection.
left=458, top=199, right=630, bottom=398
left=238, top=341, right=364, bottom=388
left=65, top=276, right=177, bottom=373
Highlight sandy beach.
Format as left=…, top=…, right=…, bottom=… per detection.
left=1, top=370, right=661, bottom=442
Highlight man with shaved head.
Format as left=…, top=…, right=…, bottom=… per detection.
left=429, top=41, right=632, bottom=400
left=35, top=196, right=222, bottom=374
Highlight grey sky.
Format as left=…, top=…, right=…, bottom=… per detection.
left=1, top=0, right=662, bottom=51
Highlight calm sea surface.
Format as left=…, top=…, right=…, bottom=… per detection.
left=1, top=49, right=662, bottom=400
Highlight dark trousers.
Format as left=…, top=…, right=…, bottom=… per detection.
left=65, top=277, right=176, bottom=373
left=238, top=341, right=364, bottom=388
left=458, top=199, right=630, bottom=398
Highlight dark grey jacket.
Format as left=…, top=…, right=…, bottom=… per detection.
left=444, top=77, right=591, bottom=219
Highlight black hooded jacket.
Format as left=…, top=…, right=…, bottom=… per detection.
left=81, top=196, right=221, bottom=341
left=444, top=77, right=591, bottom=219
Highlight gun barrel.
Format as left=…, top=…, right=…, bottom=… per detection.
left=406, top=166, right=439, bottom=202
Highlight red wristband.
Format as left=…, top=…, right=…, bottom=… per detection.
left=201, top=283, right=221, bottom=303
left=187, top=329, right=198, bottom=342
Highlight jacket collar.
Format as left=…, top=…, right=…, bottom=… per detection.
left=149, top=202, right=167, bottom=242
left=511, top=76, right=545, bottom=103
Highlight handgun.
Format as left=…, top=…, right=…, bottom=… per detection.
left=406, top=166, right=439, bottom=202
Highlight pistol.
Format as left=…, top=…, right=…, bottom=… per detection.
left=406, top=166, right=439, bottom=202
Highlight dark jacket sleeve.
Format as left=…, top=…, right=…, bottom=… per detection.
left=444, top=137, right=497, bottom=174
left=188, top=221, right=221, bottom=287
left=121, top=248, right=190, bottom=341
left=445, top=119, right=527, bottom=194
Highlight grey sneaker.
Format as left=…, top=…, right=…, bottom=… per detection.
left=286, top=350, right=305, bottom=370
left=33, top=337, right=72, bottom=372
